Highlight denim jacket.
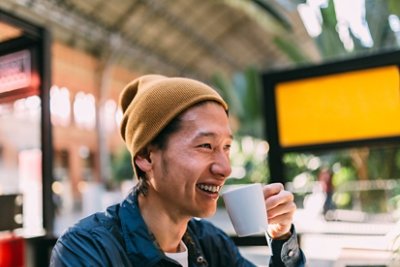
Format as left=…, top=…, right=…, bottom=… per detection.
left=50, top=191, right=305, bottom=267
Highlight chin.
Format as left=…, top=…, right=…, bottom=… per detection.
left=196, top=206, right=217, bottom=218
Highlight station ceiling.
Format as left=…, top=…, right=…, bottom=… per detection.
left=0, top=0, right=321, bottom=81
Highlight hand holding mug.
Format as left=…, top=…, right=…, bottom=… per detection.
left=263, top=183, right=296, bottom=239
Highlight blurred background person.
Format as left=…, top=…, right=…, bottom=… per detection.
left=318, top=167, right=336, bottom=219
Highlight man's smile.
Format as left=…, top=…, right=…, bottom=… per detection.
left=196, top=184, right=221, bottom=193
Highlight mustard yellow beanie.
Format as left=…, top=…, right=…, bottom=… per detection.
left=119, top=74, right=228, bottom=158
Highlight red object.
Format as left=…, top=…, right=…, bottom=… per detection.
left=0, top=235, right=25, bottom=267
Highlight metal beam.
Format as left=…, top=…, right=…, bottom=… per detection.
left=3, top=0, right=207, bottom=79
left=143, top=0, right=243, bottom=70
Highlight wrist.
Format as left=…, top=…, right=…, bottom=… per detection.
left=273, top=231, right=292, bottom=241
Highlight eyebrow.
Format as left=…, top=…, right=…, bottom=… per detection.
left=194, top=131, right=233, bottom=140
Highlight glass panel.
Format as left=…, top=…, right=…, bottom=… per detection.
left=0, top=95, right=43, bottom=236
left=284, top=144, right=400, bottom=223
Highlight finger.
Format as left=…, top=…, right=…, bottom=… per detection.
left=267, top=201, right=297, bottom=221
left=263, top=183, right=284, bottom=199
left=266, top=189, right=294, bottom=210
left=267, top=202, right=296, bottom=238
left=268, top=212, right=293, bottom=230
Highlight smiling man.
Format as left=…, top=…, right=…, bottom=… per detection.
left=50, top=75, right=305, bottom=267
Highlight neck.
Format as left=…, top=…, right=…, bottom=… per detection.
left=138, top=192, right=190, bottom=253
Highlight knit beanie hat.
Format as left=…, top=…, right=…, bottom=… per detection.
left=119, top=74, right=228, bottom=159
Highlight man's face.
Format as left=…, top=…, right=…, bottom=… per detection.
left=147, top=102, right=233, bottom=219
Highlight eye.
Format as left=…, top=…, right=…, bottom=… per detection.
left=198, top=143, right=212, bottom=149
left=224, top=144, right=231, bottom=151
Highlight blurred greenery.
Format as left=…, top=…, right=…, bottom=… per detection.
left=111, top=148, right=133, bottom=182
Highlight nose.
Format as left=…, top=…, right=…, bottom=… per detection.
left=211, top=151, right=232, bottom=179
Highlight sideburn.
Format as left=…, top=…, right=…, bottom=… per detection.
left=160, top=151, right=170, bottom=182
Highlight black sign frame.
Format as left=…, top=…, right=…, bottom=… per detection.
left=262, top=50, right=400, bottom=183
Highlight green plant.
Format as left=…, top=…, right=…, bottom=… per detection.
left=227, top=136, right=270, bottom=185
left=212, top=67, right=265, bottom=139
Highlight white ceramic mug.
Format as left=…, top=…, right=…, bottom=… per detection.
left=222, top=183, right=268, bottom=237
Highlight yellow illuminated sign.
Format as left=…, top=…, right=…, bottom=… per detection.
left=276, top=65, right=400, bottom=147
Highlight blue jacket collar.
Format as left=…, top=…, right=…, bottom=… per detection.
left=117, top=190, right=208, bottom=266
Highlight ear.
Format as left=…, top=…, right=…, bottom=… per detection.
left=134, top=154, right=152, bottom=172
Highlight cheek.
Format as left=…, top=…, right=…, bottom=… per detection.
left=163, top=151, right=206, bottom=184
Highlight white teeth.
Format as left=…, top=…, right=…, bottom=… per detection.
left=198, top=184, right=220, bottom=193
